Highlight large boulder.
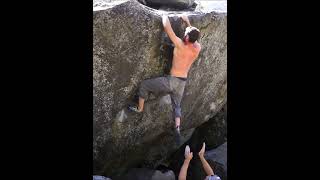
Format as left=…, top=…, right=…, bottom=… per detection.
left=93, top=0, right=227, bottom=178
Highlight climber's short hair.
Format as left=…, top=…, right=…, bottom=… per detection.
left=184, top=26, right=200, bottom=43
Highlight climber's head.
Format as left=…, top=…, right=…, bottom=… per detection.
left=183, top=26, right=200, bottom=43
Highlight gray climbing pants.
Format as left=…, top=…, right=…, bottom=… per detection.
left=138, top=75, right=187, bottom=118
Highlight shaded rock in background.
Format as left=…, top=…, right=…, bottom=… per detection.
left=186, top=103, right=227, bottom=150
left=93, top=0, right=129, bottom=10
left=115, top=168, right=175, bottom=180
left=168, top=104, right=227, bottom=179
left=204, top=142, right=227, bottom=179
left=141, top=0, right=196, bottom=10
left=93, top=0, right=227, bottom=177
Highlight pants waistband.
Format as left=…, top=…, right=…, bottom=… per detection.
left=169, top=75, right=187, bottom=81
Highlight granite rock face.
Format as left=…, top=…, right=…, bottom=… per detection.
left=93, top=0, right=227, bottom=177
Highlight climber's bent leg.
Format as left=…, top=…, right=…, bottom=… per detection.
left=129, top=76, right=171, bottom=113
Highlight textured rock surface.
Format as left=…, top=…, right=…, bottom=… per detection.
left=115, top=168, right=175, bottom=180
left=168, top=104, right=227, bottom=179
left=93, top=0, right=227, bottom=177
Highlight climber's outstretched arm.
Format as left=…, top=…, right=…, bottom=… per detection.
left=162, top=15, right=183, bottom=48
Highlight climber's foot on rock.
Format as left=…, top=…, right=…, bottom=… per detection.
left=175, top=125, right=180, bottom=135
left=174, top=125, right=181, bottom=145
left=128, top=105, right=142, bottom=113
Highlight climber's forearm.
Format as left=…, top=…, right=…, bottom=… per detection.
left=178, top=159, right=190, bottom=180
left=200, top=155, right=214, bottom=176
left=162, top=15, right=171, bottom=29
left=162, top=15, right=182, bottom=47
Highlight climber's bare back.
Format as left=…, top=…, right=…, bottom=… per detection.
left=162, top=15, right=201, bottom=78
left=170, top=40, right=201, bottom=78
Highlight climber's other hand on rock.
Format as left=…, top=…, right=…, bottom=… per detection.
left=180, top=14, right=188, bottom=22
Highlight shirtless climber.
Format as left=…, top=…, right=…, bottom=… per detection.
left=128, top=14, right=201, bottom=139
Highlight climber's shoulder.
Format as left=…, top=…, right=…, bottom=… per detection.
left=174, top=37, right=184, bottom=48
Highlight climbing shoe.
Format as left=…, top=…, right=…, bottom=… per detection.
left=174, top=126, right=181, bottom=145
left=127, top=105, right=141, bottom=113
